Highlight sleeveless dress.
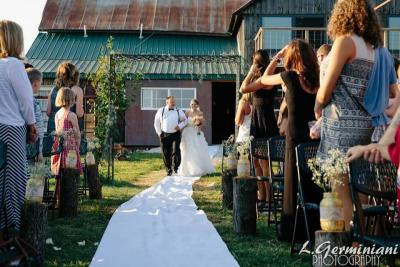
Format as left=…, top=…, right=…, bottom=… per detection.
left=178, top=117, right=215, bottom=177
left=318, top=35, right=375, bottom=159
left=250, top=89, right=279, bottom=139
left=279, top=71, right=323, bottom=243
left=236, top=113, right=252, bottom=143
left=51, top=110, right=82, bottom=175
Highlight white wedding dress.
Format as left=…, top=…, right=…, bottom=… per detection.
left=179, top=117, right=215, bottom=177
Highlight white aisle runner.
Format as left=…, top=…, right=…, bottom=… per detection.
left=90, top=175, right=239, bottom=267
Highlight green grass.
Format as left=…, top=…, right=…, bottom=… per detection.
left=44, top=152, right=164, bottom=267
left=192, top=172, right=310, bottom=267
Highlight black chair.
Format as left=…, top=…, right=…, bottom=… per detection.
left=266, top=136, right=285, bottom=230
left=290, top=142, right=320, bottom=255
left=78, top=139, right=88, bottom=197
left=26, top=140, right=40, bottom=161
left=250, top=138, right=270, bottom=215
left=41, top=134, right=63, bottom=207
left=348, top=158, right=399, bottom=266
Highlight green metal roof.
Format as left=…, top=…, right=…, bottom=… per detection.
left=26, top=32, right=240, bottom=80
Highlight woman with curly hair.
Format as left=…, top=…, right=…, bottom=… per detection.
left=46, top=62, right=84, bottom=134
left=314, top=0, right=385, bottom=230
left=241, top=40, right=322, bottom=243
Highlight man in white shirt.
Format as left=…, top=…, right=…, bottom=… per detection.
left=154, top=96, right=187, bottom=176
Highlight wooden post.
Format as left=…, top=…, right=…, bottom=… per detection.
left=59, top=168, right=80, bottom=217
left=313, top=231, right=351, bottom=267
left=233, top=176, right=257, bottom=235
left=20, top=201, right=48, bottom=263
left=221, top=170, right=237, bottom=209
left=87, top=164, right=102, bottom=199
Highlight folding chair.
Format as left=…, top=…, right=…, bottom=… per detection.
left=250, top=138, right=270, bottom=215
left=290, top=141, right=320, bottom=256
left=26, top=140, right=40, bottom=161
left=78, top=139, right=88, bottom=197
left=348, top=159, right=400, bottom=266
left=266, top=136, right=285, bottom=230
left=41, top=134, right=63, bottom=207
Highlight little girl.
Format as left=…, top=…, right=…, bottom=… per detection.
left=51, top=87, right=82, bottom=205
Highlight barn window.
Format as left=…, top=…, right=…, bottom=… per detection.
left=141, top=87, right=196, bottom=110
left=389, top=17, right=400, bottom=58
left=262, top=17, right=292, bottom=56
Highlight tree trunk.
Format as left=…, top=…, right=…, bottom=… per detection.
left=221, top=170, right=236, bottom=209
left=59, top=168, right=80, bottom=217
left=313, top=230, right=351, bottom=267
left=87, top=164, right=102, bottom=199
left=20, top=201, right=48, bottom=265
left=233, top=176, right=257, bottom=235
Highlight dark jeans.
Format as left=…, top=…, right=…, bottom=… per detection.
left=160, top=131, right=181, bottom=174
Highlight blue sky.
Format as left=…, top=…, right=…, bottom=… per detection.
left=1, top=0, right=47, bottom=56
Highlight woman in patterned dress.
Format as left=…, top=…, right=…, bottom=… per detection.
left=0, top=20, right=37, bottom=239
left=314, top=0, right=383, bottom=230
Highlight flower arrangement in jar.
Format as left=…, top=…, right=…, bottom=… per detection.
left=223, top=135, right=238, bottom=170
left=236, top=136, right=253, bottom=177
left=86, top=137, right=100, bottom=166
left=26, top=164, right=49, bottom=203
left=308, top=149, right=348, bottom=231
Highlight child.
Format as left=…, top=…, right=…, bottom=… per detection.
left=51, top=87, right=82, bottom=206
left=26, top=68, right=45, bottom=162
left=347, top=108, right=400, bottom=218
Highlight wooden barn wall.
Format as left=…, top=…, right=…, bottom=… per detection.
left=239, top=0, right=398, bottom=66
left=125, top=80, right=212, bottom=147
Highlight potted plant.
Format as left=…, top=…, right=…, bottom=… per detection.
left=308, top=149, right=347, bottom=231
left=236, top=136, right=253, bottom=178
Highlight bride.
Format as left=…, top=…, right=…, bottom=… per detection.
left=178, top=99, right=215, bottom=177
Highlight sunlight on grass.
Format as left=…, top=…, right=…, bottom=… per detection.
left=192, top=171, right=310, bottom=267
left=44, top=152, right=164, bottom=267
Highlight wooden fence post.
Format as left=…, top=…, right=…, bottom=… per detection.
left=233, top=176, right=257, bottom=235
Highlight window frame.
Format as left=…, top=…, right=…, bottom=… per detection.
left=140, top=87, right=197, bottom=111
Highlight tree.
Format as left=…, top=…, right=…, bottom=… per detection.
left=88, top=36, right=142, bottom=160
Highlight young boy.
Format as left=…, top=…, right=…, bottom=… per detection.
left=26, top=68, right=45, bottom=162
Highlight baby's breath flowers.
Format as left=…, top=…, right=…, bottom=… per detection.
left=223, top=135, right=238, bottom=158
left=308, top=149, right=347, bottom=192
left=237, top=136, right=254, bottom=157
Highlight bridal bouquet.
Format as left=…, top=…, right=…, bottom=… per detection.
left=307, top=149, right=347, bottom=192
left=192, top=115, right=204, bottom=136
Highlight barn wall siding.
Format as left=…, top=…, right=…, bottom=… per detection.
left=125, top=80, right=212, bottom=147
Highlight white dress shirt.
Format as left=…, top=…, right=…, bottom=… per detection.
left=154, top=106, right=187, bottom=135
left=0, top=57, right=35, bottom=126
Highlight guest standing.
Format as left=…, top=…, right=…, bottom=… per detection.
left=235, top=93, right=252, bottom=143
left=242, top=40, right=322, bottom=242
left=46, top=62, right=84, bottom=134
left=240, top=50, right=279, bottom=207
left=314, top=0, right=383, bottom=230
left=0, top=20, right=36, bottom=239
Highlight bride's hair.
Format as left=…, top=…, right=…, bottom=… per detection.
left=190, top=99, right=200, bottom=111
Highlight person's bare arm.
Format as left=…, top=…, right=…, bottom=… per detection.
left=73, top=86, right=84, bottom=118
left=347, top=143, right=390, bottom=163
left=235, top=100, right=245, bottom=126
left=315, top=36, right=355, bottom=119
left=69, top=113, right=81, bottom=146
left=380, top=107, right=400, bottom=145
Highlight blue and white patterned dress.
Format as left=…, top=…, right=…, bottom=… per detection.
left=318, top=36, right=375, bottom=159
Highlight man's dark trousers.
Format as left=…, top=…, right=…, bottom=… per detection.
left=160, top=131, right=181, bottom=174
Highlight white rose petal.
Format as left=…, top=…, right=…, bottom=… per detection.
left=53, top=246, right=62, bottom=251
left=46, top=238, right=54, bottom=245
left=94, top=242, right=99, bottom=246
left=77, top=240, right=86, bottom=246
